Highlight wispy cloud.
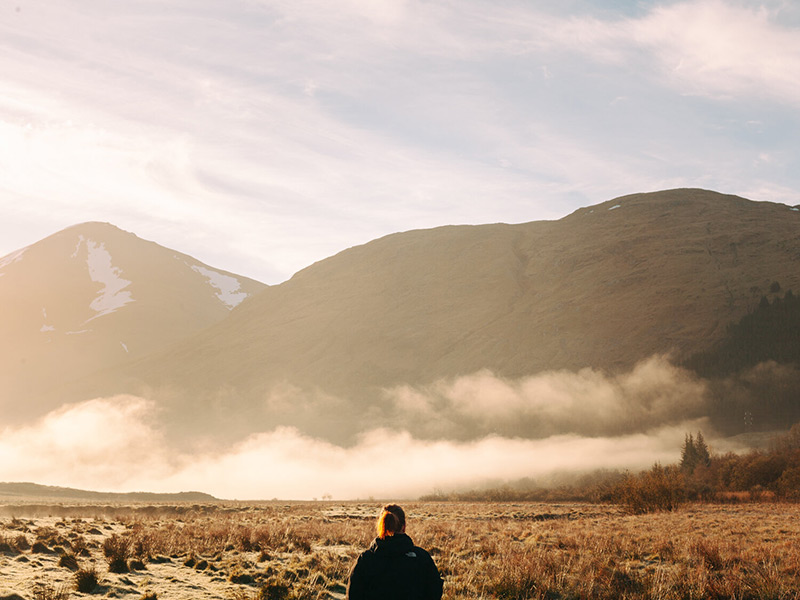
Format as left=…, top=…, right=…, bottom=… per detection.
left=0, top=1, right=797, bottom=282
left=635, top=1, right=800, bottom=105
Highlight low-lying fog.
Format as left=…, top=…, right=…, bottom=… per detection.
left=1, top=356, right=754, bottom=500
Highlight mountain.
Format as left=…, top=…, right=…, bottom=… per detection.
left=66, top=189, right=800, bottom=441
left=0, top=222, right=265, bottom=421
left=0, top=481, right=216, bottom=502
left=687, top=290, right=800, bottom=377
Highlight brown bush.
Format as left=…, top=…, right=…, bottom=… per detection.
left=613, top=463, right=686, bottom=514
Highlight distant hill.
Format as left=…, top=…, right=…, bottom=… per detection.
left=0, top=481, right=216, bottom=502
left=62, top=188, right=800, bottom=441
left=0, top=222, right=266, bottom=421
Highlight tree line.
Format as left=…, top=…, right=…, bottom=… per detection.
left=684, top=287, right=800, bottom=436
left=421, top=425, right=800, bottom=512
left=686, top=286, right=800, bottom=377
left=606, top=424, right=800, bottom=513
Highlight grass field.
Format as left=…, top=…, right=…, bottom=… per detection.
left=1, top=501, right=799, bottom=599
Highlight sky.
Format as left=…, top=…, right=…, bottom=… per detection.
left=1, top=0, right=799, bottom=284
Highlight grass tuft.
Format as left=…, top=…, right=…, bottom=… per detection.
left=75, top=567, right=100, bottom=593
left=31, top=583, right=70, bottom=600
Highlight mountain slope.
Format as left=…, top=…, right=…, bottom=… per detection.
left=79, top=189, right=800, bottom=441
left=0, top=222, right=266, bottom=420
left=0, top=482, right=216, bottom=502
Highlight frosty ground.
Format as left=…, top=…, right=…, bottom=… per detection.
left=1, top=501, right=799, bottom=600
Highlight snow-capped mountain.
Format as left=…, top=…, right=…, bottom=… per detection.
left=0, top=222, right=265, bottom=421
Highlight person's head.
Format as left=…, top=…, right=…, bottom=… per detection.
left=376, top=504, right=406, bottom=539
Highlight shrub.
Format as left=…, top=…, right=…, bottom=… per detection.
left=103, top=534, right=131, bottom=560
left=776, top=465, right=800, bottom=500
left=75, top=568, right=100, bottom=593
left=14, top=534, right=30, bottom=550
left=34, top=526, right=58, bottom=541
left=0, top=533, right=18, bottom=554
left=103, top=534, right=131, bottom=573
left=70, top=535, right=89, bottom=556
left=614, top=463, right=686, bottom=513
left=129, top=558, right=147, bottom=570
left=107, top=556, right=130, bottom=573
left=258, top=582, right=290, bottom=600
left=230, top=572, right=256, bottom=584
left=58, top=552, right=80, bottom=571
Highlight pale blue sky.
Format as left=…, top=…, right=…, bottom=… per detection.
left=1, top=0, right=798, bottom=283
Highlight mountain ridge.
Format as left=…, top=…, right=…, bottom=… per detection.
left=42, top=188, right=800, bottom=443
left=6, top=188, right=800, bottom=443
left=0, top=481, right=216, bottom=502
left=0, top=221, right=266, bottom=421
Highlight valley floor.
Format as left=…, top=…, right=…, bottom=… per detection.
left=1, top=500, right=799, bottom=599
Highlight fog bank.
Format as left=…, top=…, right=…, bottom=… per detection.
left=381, top=356, right=709, bottom=439
left=2, top=357, right=765, bottom=499
left=0, top=394, right=722, bottom=500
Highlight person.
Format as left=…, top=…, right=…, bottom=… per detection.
left=346, top=504, right=443, bottom=600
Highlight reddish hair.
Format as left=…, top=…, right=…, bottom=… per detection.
left=376, top=504, right=406, bottom=539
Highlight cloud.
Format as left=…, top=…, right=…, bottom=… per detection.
left=0, top=0, right=574, bottom=282
left=0, top=396, right=169, bottom=488
left=0, top=358, right=736, bottom=500
left=164, top=424, right=696, bottom=500
left=1, top=0, right=799, bottom=285
left=383, top=356, right=709, bottom=439
left=633, top=1, right=800, bottom=105
left=0, top=396, right=700, bottom=500
left=524, top=1, right=800, bottom=107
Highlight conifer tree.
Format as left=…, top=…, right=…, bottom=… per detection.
left=681, top=431, right=711, bottom=474
left=695, top=431, right=711, bottom=468
left=680, top=433, right=697, bottom=473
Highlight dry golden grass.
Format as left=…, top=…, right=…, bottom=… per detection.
left=2, top=501, right=800, bottom=599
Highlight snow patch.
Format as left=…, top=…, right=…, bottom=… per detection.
left=66, top=330, right=90, bottom=335
left=608, top=204, right=621, bottom=210
left=79, top=238, right=134, bottom=321
left=40, top=307, right=54, bottom=333
left=191, top=265, right=248, bottom=309
left=120, top=342, right=129, bottom=353
left=792, top=207, right=799, bottom=212
left=71, top=236, right=84, bottom=258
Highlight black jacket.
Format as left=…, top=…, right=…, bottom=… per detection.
left=346, top=533, right=443, bottom=600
